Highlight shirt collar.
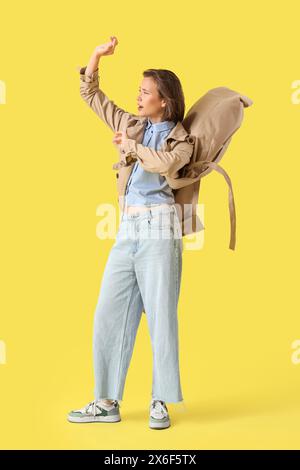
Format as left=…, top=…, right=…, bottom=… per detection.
left=145, top=117, right=176, bottom=132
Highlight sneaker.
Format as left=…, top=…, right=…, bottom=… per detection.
left=67, top=399, right=121, bottom=423
left=149, top=399, right=170, bottom=429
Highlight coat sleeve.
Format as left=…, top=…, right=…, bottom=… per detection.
left=114, top=138, right=194, bottom=178
left=78, top=66, right=132, bottom=133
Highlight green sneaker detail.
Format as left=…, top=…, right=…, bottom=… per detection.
left=68, top=399, right=121, bottom=423
left=149, top=399, right=170, bottom=429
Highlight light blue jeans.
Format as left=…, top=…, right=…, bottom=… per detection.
left=92, top=203, right=184, bottom=405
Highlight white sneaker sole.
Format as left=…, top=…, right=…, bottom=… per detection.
left=149, top=418, right=170, bottom=429
left=68, top=414, right=121, bottom=423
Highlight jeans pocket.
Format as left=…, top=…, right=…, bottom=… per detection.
left=148, top=217, right=174, bottom=241
left=116, top=221, right=131, bottom=240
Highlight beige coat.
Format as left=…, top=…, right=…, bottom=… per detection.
left=78, top=66, right=200, bottom=237
left=78, top=66, right=253, bottom=249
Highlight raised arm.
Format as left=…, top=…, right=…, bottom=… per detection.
left=78, top=36, right=132, bottom=132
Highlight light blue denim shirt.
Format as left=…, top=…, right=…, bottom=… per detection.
left=124, top=117, right=176, bottom=206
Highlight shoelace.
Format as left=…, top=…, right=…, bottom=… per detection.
left=84, top=399, right=119, bottom=417
left=151, top=400, right=168, bottom=416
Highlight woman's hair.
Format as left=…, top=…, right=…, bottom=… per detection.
left=142, top=69, right=185, bottom=123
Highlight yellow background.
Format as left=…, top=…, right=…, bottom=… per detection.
left=1, top=0, right=300, bottom=450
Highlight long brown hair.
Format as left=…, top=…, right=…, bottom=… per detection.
left=142, top=69, right=185, bottom=123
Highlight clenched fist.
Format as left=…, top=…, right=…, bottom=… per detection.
left=112, top=130, right=129, bottom=149
left=94, top=36, right=119, bottom=58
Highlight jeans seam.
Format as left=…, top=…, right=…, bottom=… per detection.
left=115, top=275, right=138, bottom=398
left=175, top=243, right=179, bottom=301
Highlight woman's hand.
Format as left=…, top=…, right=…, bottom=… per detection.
left=85, top=36, right=118, bottom=77
left=112, top=130, right=129, bottom=149
left=94, top=36, right=119, bottom=58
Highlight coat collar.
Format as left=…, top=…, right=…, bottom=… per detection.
left=135, top=116, right=189, bottom=142
left=145, top=117, right=176, bottom=133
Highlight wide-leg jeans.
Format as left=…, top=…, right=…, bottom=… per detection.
left=92, top=203, right=184, bottom=405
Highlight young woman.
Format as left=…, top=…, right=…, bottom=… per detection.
left=68, top=36, right=188, bottom=429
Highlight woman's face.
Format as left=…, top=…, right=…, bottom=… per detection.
left=137, top=77, right=166, bottom=122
